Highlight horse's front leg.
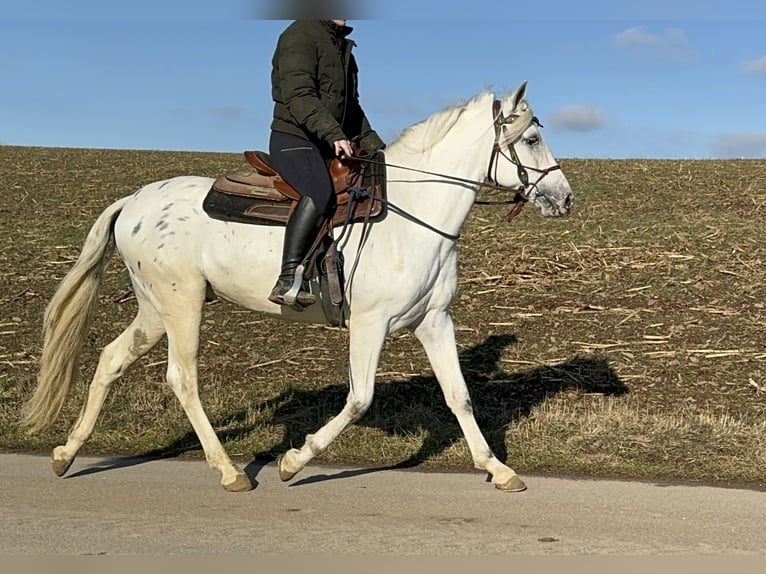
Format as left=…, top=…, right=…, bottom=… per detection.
left=414, top=309, right=526, bottom=492
left=277, top=317, right=387, bottom=482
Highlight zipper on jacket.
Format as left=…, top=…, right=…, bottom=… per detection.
left=340, top=40, right=349, bottom=133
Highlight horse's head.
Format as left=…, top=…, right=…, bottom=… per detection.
left=489, top=81, right=575, bottom=218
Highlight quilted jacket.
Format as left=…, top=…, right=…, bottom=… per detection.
left=270, top=20, right=385, bottom=155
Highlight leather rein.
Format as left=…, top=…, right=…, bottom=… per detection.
left=347, top=98, right=562, bottom=236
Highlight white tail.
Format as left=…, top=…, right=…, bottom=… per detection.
left=21, top=197, right=130, bottom=432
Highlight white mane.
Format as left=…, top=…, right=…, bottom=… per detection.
left=394, top=91, right=496, bottom=154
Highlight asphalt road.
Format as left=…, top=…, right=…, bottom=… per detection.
left=0, top=451, right=764, bottom=555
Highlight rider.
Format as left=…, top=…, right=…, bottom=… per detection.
left=268, top=19, right=385, bottom=308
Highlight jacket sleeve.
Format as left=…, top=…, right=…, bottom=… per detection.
left=355, top=112, right=386, bottom=154
left=275, top=30, right=347, bottom=145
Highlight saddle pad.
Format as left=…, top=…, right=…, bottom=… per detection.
left=203, top=187, right=290, bottom=225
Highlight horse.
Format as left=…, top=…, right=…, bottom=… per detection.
left=22, top=81, right=574, bottom=493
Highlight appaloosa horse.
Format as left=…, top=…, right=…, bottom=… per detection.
left=23, top=81, right=574, bottom=492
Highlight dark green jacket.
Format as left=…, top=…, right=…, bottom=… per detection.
left=270, top=20, right=385, bottom=155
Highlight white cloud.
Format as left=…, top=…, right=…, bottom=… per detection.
left=207, top=106, right=248, bottom=119
left=548, top=105, right=608, bottom=132
left=743, top=55, right=766, bottom=75
left=711, top=133, right=766, bottom=158
left=613, top=26, right=688, bottom=49
left=612, top=26, right=693, bottom=61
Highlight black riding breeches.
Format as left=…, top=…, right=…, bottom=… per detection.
left=269, top=131, right=336, bottom=217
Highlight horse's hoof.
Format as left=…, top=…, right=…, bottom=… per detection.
left=276, top=454, right=298, bottom=482
left=495, top=474, right=527, bottom=492
left=222, top=474, right=254, bottom=492
left=51, top=458, right=73, bottom=477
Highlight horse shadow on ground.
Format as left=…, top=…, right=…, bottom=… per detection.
left=68, top=333, right=628, bottom=487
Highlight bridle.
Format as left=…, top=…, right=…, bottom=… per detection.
left=345, top=96, right=564, bottom=236
left=487, top=100, right=563, bottom=221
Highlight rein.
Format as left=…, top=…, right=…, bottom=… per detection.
left=345, top=97, right=561, bottom=238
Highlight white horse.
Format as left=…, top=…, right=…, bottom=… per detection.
left=22, top=81, right=574, bottom=492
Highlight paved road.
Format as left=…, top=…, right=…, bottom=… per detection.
left=0, top=451, right=764, bottom=555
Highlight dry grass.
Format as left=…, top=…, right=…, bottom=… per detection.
left=1, top=146, right=765, bottom=487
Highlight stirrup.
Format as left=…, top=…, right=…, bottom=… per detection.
left=281, top=264, right=305, bottom=305
left=269, top=265, right=317, bottom=308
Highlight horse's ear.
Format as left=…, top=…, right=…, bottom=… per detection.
left=512, top=81, right=528, bottom=109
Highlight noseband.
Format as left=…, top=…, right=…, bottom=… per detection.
left=487, top=100, right=562, bottom=220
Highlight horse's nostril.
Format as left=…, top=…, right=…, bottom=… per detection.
left=564, top=194, right=574, bottom=210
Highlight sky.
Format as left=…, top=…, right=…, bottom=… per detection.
left=1, top=1, right=765, bottom=159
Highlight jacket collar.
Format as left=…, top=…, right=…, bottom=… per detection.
left=322, top=20, right=353, bottom=38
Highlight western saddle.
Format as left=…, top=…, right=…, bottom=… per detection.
left=205, top=149, right=385, bottom=227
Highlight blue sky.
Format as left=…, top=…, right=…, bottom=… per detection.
left=1, top=1, right=765, bottom=159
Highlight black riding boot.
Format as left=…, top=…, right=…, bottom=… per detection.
left=269, top=195, right=325, bottom=308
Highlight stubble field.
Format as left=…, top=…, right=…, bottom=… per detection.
left=0, top=146, right=764, bottom=487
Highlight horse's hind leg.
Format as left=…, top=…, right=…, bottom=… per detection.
left=414, top=310, right=526, bottom=492
left=161, top=296, right=253, bottom=492
left=277, top=317, right=387, bottom=481
left=51, top=305, right=166, bottom=477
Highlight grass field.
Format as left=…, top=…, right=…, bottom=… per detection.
left=1, top=146, right=764, bottom=488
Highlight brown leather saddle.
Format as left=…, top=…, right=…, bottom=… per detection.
left=202, top=149, right=386, bottom=228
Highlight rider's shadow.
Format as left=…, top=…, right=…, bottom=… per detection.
left=69, top=333, right=627, bottom=486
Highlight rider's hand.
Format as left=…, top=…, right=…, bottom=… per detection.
left=333, top=139, right=353, bottom=159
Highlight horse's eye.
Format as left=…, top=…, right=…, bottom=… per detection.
left=525, top=136, right=540, bottom=147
